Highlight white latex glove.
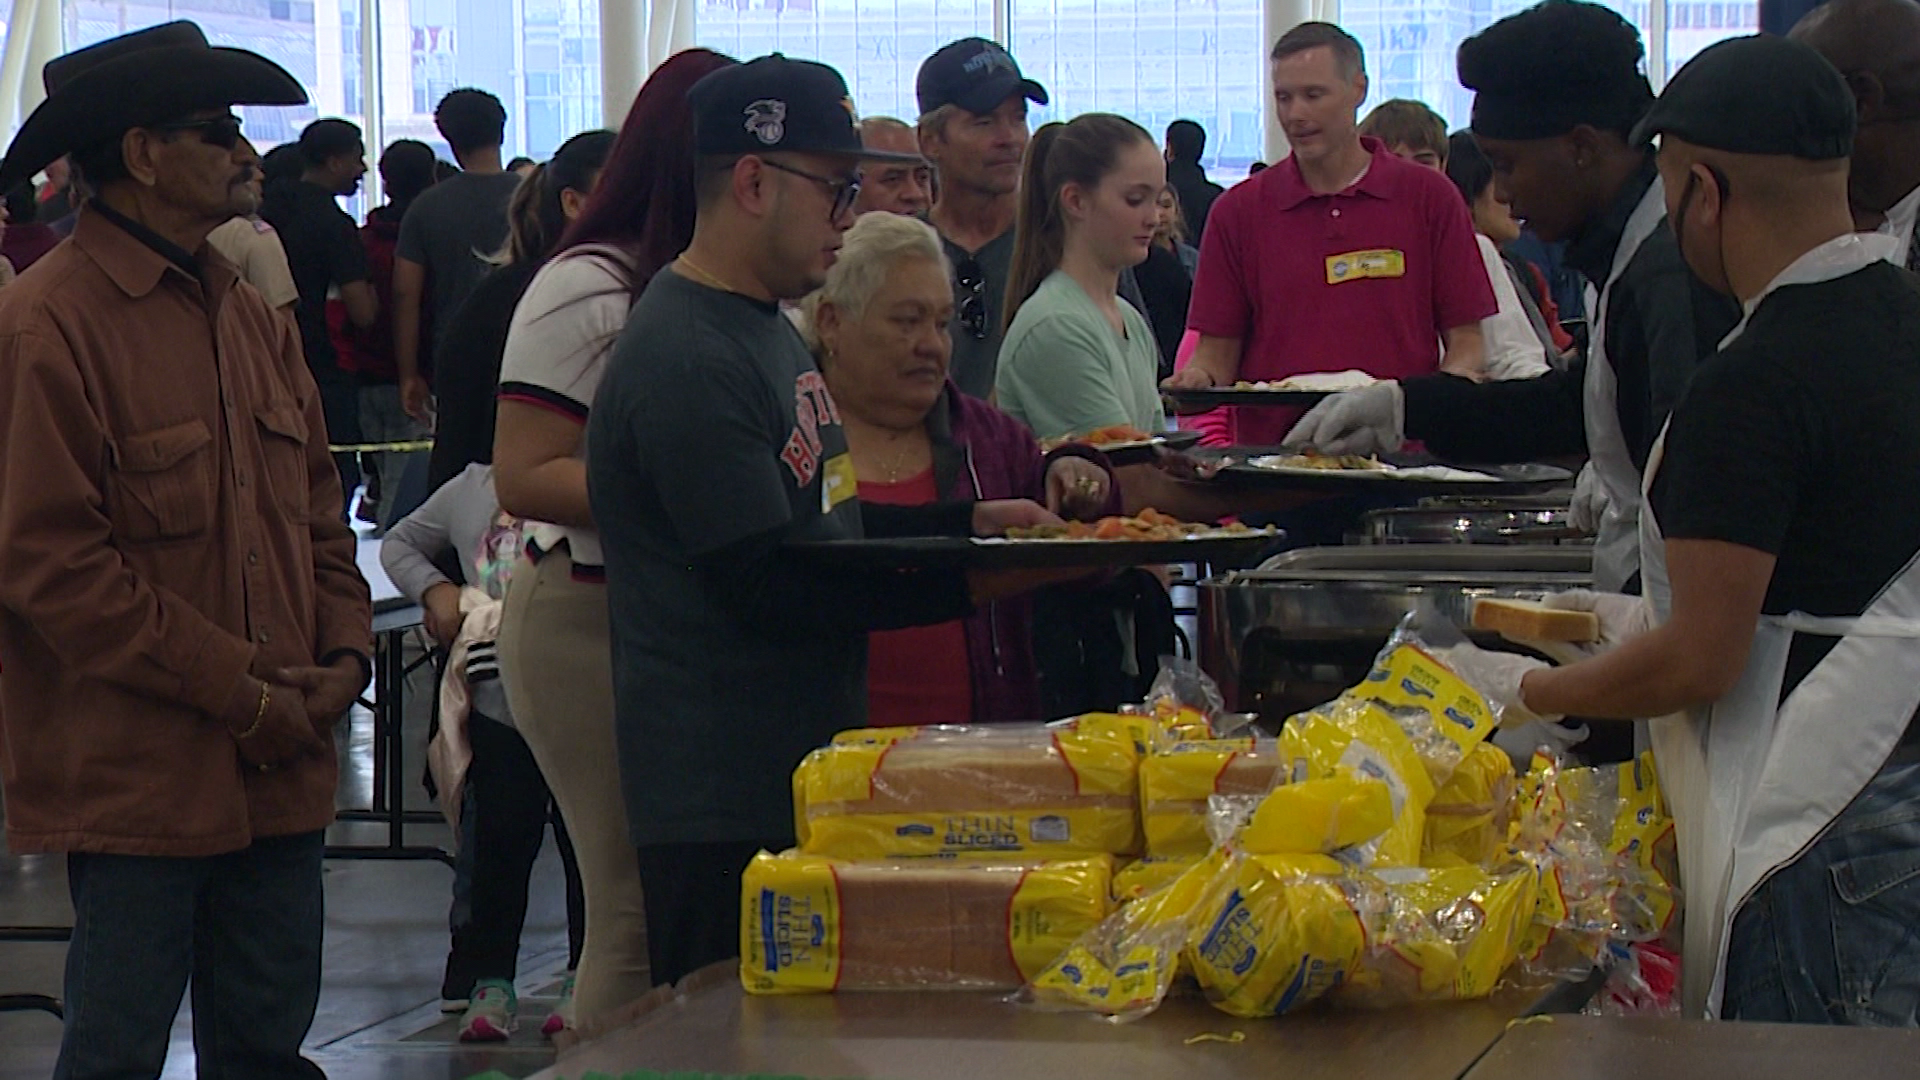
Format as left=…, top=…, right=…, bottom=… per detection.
left=1436, top=643, right=1562, bottom=728
left=1281, top=381, right=1406, bottom=456
left=1569, top=461, right=1607, bottom=535
left=1493, top=718, right=1591, bottom=768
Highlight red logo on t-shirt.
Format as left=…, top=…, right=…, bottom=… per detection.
left=779, top=371, right=843, bottom=486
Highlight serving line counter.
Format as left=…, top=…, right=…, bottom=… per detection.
left=531, top=965, right=1598, bottom=1080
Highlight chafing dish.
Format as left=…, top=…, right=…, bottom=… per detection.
left=1199, top=545, right=1593, bottom=730
left=1357, top=492, right=1586, bottom=546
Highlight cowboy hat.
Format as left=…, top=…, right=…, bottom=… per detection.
left=0, top=21, right=307, bottom=191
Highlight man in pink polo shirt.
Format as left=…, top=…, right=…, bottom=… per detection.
left=1166, top=22, right=1496, bottom=446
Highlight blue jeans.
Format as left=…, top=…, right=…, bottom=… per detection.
left=1723, top=754, right=1920, bottom=1026
left=55, top=831, right=327, bottom=1080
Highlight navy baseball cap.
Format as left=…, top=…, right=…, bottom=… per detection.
left=689, top=54, right=920, bottom=161
left=1631, top=35, right=1854, bottom=160
left=915, top=38, right=1049, bottom=117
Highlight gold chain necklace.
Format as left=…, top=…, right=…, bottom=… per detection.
left=677, top=254, right=738, bottom=294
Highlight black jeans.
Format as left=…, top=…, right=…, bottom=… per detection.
left=635, top=839, right=782, bottom=988
left=443, top=714, right=585, bottom=999
left=56, top=831, right=326, bottom=1080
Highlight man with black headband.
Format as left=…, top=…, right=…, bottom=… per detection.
left=1453, top=34, right=1920, bottom=1024
left=1286, top=0, right=1740, bottom=599
left=1791, top=0, right=1920, bottom=268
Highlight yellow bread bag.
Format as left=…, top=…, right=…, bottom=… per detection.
left=740, top=852, right=1113, bottom=993
left=1186, top=852, right=1368, bottom=1018
left=1351, top=642, right=1500, bottom=786
left=1422, top=742, right=1518, bottom=867
left=1139, top=738, right=1283, bottom=856
left=1513, top=752, right=1678, bottom=975
left=1024, top=851, right=1229, bottom=1018
left=1112, top=856, right=1202, bottom=904
left=795, top=724, right=1141, bottom=859
left=1338, top=862, right=1539, bottom=1006
left=1279, top=697, right=1435, bottom=868
left=1238, top=772, right=1397, bottom=856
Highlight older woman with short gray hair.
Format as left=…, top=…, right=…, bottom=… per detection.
left=798, top=211, right=1118, bottom=725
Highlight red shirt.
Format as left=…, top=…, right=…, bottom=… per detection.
left=1188, top=137, right=1497, bottom=444
left=858, top=467, right=973, bottom=727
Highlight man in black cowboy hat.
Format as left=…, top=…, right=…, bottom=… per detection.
left=0, top=22, right=372, bottom=1077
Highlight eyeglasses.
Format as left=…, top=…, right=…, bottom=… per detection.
left=955, top=256, right=989, bottom=340
left=761, top=159, right=862, bottom=220
left=151, top=115, right=245, bottom=151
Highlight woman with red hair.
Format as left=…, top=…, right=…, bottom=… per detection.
left=491, top=47, right=737, bottom=1029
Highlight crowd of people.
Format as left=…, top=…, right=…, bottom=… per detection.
left=1, top=0, right=1919, bottom=1074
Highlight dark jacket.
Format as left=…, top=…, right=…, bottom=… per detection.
left=426, top=260, right=541, bottom=493
left=926, top=385, right=1119, bottom=723
left=1168, top=159, right=1224, bottom=241
left=1401, top=163, right=1739, bottom=465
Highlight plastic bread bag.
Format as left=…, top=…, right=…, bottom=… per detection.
left=1585, top=940, right=1682, bottom=1017
left=1018, top=849, right=1231, bottom=1021
left=1422, top=742, right=1518, bottom=867
left=1139, top=737, right=1282, bottom=857
left=1227, top=772, right=1398, bottom=857
left=1278, top=696, right=1436, bottom=868
left=1335, top=861, right=1540, bottom=1007
left=794, top=723, right=1143, bottom=860
left=1511, top=751, right=1679, bottom=978
left=1351, top=611, right=1503, bottom=786
left=1112, top=855, right=1203, bottom=904
left=1186, top=851, right=1373, bottom=1018
left=741, top=851, right=1114, bottom=994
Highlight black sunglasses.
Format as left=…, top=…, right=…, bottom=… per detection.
left=955, top=256, right=989, bottom=340
left=761, top=159, right=862, bottom=220
left=151, top=115, right=245, bottom=151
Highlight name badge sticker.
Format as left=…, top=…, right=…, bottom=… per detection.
left=1325, top=249, right=1407, bottom=285
left=822, top=453, right=857, bottom=513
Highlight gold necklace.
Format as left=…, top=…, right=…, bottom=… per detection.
left=677, top=254, right=737, bottom=294
left=860, top=427, right=925, bottom=483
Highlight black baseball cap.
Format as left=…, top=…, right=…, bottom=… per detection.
left=916, top=38, right=1049, bottom=117
left=1631, top=35, right=1854, bottom=160
left=688, top=53, right=920, bottom=161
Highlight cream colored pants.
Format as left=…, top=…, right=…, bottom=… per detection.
left=497, top=550, right=649, bottom=1024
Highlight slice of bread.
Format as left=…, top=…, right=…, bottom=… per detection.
left=1472, top=597, right=1601, bottom=643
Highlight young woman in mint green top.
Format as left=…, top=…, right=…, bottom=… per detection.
left=994, top=114, right=1169, bottom=442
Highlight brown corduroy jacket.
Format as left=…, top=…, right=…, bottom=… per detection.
left=0, top=207, right=371, bottom=857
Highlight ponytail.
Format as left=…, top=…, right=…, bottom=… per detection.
left=1002, top=113, right=1155, bottom=332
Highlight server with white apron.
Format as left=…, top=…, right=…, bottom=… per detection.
left=1283, top=0, right=1740, bottom=595
left=1463, top=36, right=1920, bottom=1024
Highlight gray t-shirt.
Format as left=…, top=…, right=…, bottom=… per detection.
left=397, top=171, right=523, bottom=352
left=587, top=270, right=865, bottom=847
left=940, top=225, right=1157, bottom=401
left=941, top=228, right=1017, bottom=401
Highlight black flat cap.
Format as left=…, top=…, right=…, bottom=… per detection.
left=1631, top=34, right=1854, bottom=159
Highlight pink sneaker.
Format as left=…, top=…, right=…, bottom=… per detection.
left=541, top=972, right=577, bottom=1038
left=457, top=979, right=517, bottom=1042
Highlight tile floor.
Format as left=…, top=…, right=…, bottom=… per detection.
left=1, top=536, right=580, bottom=1080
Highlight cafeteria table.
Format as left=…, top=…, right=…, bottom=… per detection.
left=1461, top=1014, right=1920, bottom=1080
left=527, top=965, right=1598, bottom=1080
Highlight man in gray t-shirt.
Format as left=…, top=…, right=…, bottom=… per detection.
left=587, top=54, right=1062, bottom=990
left=393, top=88, right=521, bottom=424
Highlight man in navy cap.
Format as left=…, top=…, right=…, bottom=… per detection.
left=0, top=21, right=371, bottom=1076
left=915, top=38, right=1052, bottom=398
left=1456, top=35, right=1920, bottom=1023
left=586, top=53, right=1066, bottom=987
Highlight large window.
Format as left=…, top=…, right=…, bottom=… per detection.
left=1012, top=0, right=1264, bottom=179
left=694, top=0, right=995, bottom=125
left=60, top=0, right=603, bottom=164
left=698, top=0, right=1757, bottom=178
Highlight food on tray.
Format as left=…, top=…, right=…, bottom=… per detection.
left=1226, top=370, right=1379, bottom=393
left=1471, top=597, right=1601, bottom=643
left=1040, top=424, right=1155, bottom=450
left=1004, top=507, right=1262, bottom=542
left=1254, top=453, right=1389, bottom=471
left=740, top=852, right=1113, bottom=993
left=793, top=723, right=1143, bottom=860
